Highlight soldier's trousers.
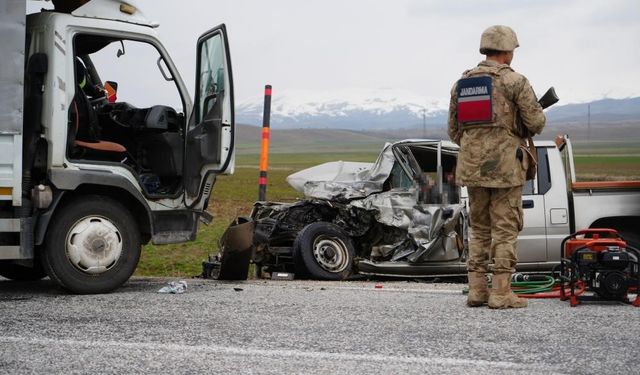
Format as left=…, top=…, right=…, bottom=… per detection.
left=466, top=186, right=524, bottom=274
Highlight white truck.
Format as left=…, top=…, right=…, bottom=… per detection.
left=0, top=0, right=235, bottom=292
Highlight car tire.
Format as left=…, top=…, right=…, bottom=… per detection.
left=0, top=262, right=47, bottom=281
left=293, top=222, right=355, bottom=280
left=41, top=195, right=141, bottom=294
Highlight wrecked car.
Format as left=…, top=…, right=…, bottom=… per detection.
left=251, top=140, right=469, bottom=280
left=240, top=136, right=640, bottom=281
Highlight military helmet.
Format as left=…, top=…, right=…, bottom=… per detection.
left=479, top=25, right=519, bottom=54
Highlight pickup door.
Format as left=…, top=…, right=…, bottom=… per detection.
left=518, top=147, right=554, bottom=265
left=184, top=24, right=235, bottom=205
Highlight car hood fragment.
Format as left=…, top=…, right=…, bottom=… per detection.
left=287, top=143, right=396, bottom=201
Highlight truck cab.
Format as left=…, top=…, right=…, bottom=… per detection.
left=0, top=0, right=235, bottom=293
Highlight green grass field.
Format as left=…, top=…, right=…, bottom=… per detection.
left=135, top=148, right=640, bottom=277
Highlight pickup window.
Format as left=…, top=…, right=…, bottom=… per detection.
left=537, top=147, right=552, bottom=195
left=523, top=147, right=551, bottom=196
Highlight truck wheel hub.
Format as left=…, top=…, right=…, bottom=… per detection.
left=66, top=216, right=123, bottom=275
left=312, top=236, right=349, bottom=273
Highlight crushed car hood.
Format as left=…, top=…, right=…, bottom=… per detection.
left=286, top=140, right=460, bottom=202
left=286, top=143, right=396, bottom=201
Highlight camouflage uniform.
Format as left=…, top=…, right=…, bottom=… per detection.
left=448, top=59, right=545, bottom=274
left=448, top=26, right=545, bottom=308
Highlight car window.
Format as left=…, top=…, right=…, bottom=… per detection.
left=389, top=162, right=414, bottom=189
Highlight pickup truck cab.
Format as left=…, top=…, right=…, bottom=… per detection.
left=251, top=136, right=640, bottom=279
left=0, top=0, right=234, bottom=292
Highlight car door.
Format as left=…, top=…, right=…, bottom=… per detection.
left=184, top=24, right=234, bottom=206
left=517, top=147, right=549, bottom=264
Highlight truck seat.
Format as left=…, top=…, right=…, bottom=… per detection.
left=71, top=96, right=126, bottom=155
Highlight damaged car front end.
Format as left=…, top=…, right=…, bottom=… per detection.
left=251, top=140, right=469, bottom=280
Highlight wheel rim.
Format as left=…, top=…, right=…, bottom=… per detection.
left=312, top=235, right=350, bottom=273
left=65, top=216, right=123, bottom=275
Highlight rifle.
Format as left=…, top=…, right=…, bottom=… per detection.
left=517, top=87, right=559, bottom=137
left=539, top=87, right=559, bottom=109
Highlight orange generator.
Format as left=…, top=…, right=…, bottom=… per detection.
left=559, top=229, right=640, bottom=307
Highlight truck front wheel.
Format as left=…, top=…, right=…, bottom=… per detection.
left=41, top=195, right=141, bottom=294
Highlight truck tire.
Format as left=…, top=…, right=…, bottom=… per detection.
left=0, top=262, right=47, bottom=281
left=293, top=222, right=355, bottom=280
left=41, top=195, right=141, bottom=294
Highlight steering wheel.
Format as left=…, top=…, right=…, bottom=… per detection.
left=90, top=95, right=109, bottom=110
left=105, top=103, right=133, bottom=129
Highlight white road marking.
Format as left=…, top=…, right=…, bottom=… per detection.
left=335, top=286, right=463, bottom=295
left=1, top=336, right=563, bottom=372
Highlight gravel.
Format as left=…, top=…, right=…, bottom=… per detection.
left=0, top=277, right=638, bottom=374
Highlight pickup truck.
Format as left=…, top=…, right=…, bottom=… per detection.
left=0, top=0, right=235, bottom=293
left=250, top=135, right=640, bottom=280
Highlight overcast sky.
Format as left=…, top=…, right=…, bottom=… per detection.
left=30, top=0, right=640, bottom=105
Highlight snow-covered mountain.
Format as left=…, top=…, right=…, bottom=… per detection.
left=236, top=88, right=640, bottom=130
left=236, top=88, right=449, bottom=129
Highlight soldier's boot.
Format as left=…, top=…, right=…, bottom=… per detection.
left=488, top=273, right=528, bottom=309
left=467, top=272, right=489, bottom=307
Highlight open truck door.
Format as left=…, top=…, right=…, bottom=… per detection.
left=184, top=24, right=235, bottom=206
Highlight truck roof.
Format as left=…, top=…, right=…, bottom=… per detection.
left=28, top=0, right=157, bottom=28
left=70, top=0, right=157, bottom=28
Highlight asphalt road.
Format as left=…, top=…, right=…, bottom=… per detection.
left=0, top=277, right=638, bottom=375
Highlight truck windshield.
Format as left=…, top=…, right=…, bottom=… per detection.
left=91, top=39, right=183, bottom=111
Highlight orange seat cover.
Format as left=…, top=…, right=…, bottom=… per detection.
left=75, top=140, right=127, bottom=153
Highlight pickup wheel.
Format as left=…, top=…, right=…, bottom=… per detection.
left=0, top=262, right=47, bottom=281
left=619, top=231, right=639, bottom=249
left=293, top=222, right=355, bottom=280
left=41, top=195, right=141, bottom=294
left=593, top=218, right=640, bottom=249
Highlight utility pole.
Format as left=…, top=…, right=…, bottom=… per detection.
left=587, top=104, right=591, bottom=155
left=422, top=108, right=426, bottom=138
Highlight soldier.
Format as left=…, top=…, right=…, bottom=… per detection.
left=448, top=25, right=545, bottom=309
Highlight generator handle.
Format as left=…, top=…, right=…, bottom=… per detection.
left=573, top=228, right=620, bottom=239
left=584, top=239, right=627, bottom=250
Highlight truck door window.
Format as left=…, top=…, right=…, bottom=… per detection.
left=196, top=33, right=225, bottom=125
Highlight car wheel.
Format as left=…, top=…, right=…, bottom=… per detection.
left=41, top=195, right=141, bottom=294
left=293, top=222, right=355, bottom=280
left=0, top=262, right=47, bottom=281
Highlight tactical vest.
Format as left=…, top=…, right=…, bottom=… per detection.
left=456, top=66, right=515, bottom=133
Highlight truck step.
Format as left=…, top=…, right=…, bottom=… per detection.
left=0, top=218, right=33, bottom=260
left=0, top=246, right=22, bottom=260
left=0, top=218, right=20, bottom=232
